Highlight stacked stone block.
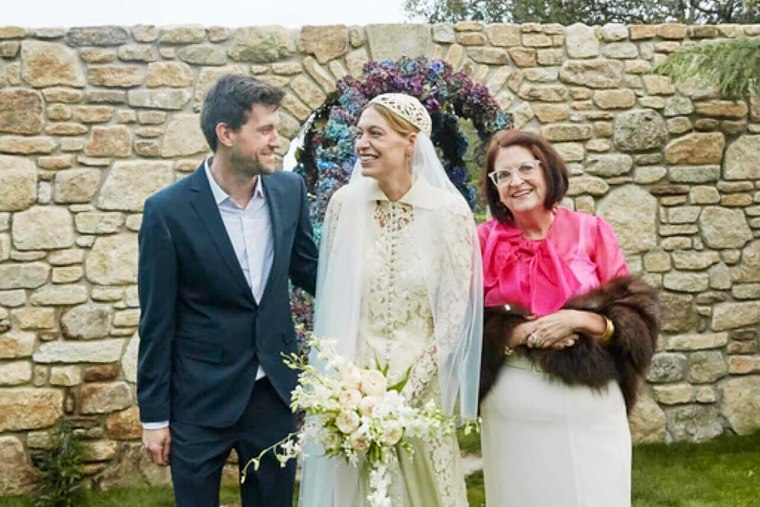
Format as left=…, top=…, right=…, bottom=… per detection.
left=0, top=21, right=759, bottom=494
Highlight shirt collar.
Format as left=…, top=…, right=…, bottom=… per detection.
left=366, top=174, right=438, bottom=209
left=204, top=157, right=265, bottom=206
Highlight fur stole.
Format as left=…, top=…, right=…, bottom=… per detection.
left=480, top=276, right=660, bottom=413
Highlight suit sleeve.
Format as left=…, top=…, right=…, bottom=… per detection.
left=137, top=198, right=177, bottom=423
left=288, top=175, right=319, bottom=296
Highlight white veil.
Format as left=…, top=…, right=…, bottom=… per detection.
left=299, top=124, right=483, bottom=507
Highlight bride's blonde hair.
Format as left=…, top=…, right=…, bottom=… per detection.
left=364, top=102, right=419, bottom=137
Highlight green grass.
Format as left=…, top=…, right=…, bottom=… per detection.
left=631, top=431, right=760, bottom=507
left=457, top=426, right=481, bottom=454
left=463, top=430, right=760, bottom=507
left=3, top=431, right=759, bottom=507
left=466, top=470, right=486, bottom=507
left=0, top=486, right=241, bottom=507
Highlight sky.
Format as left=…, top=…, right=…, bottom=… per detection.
left=2, top=0, right=411, bottom=28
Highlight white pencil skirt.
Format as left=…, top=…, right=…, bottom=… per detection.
left=480, top=357, right=631, bottom=507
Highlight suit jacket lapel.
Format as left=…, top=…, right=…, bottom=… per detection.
left=260, top=174, right=282, bottom=303
left=188, top=166, right=255, bottom=304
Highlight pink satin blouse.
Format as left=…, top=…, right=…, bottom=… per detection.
left=478, top=208, right=629, bottom=316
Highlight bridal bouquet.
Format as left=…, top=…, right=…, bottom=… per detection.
left=242, top=335, right=454, bottom=507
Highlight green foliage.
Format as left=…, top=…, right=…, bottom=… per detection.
left=404, top=0, right=760, bottom=24
left=404, top=0, right=668, bottom=24
left=30, top=419, right=85, bottom=507
left=655, top=37, right=760, bottom=99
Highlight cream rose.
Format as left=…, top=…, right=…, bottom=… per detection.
left=335, top=409, right=360, bottom=434
left=360, top=369, right=387, bottom=396
left=341, top=364, right=363, bottom=389
left=338, top=388, right=362, bottom=410
left=349, top=430, right=370, bottom=452
left=357, top=395, right=380, bottom=417
left=380, top=420, right=404, bottom=446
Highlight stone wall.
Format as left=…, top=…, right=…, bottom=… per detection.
left=0, top=21, right=759, bottom=494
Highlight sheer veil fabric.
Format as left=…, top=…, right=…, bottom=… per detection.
left=299, top=132, right=483, bottom=506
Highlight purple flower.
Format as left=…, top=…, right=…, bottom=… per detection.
left=292, top=56, right=514, bottom=331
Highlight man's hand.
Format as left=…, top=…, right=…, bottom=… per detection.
left=142, top=427, right=171, bottom=466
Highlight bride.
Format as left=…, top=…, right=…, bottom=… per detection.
left=298, top=93, right=483, bottom=507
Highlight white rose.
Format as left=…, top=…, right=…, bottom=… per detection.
left=335, top=409, right=360, bottom=434
left=341, top=364, right=363, bottom=389
left=380, top=420, right=404, bottom=447
left=360, top=369, right=388, bottom=396
left=357, top=395, right=380, bottom=417
left=349, top=430, right=370, bottom=452
left=338, top=388, right=362, bottom=410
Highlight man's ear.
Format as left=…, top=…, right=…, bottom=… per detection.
left=215, top=123, right=234, bottom=149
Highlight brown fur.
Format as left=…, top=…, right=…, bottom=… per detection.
left=480, top=276, right=660, bottom=413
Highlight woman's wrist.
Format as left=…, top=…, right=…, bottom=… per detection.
left=568, top=309, right=589, bottom=334
left=507, top=325, right=527, bottom=349
left=569, top=310, right=606, bottom=339
left=598, top=315, right=615, bottom=344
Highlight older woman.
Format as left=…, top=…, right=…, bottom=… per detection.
left=300, top=93, right=482, bottom=507
left=478, top=130, right=659, bottom=507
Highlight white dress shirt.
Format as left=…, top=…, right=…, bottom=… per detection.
left=143, top=160, right=274, bottom=430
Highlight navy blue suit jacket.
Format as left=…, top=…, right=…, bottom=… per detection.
left=136, top=164, right=318, bottom=428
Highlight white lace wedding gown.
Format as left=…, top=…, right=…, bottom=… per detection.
left=355, top=197, right=469, bottom=507
left=325, top=178, right=471, bottom=507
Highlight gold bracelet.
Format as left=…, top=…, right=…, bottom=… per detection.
left=599, top=316, right=615, bottom=344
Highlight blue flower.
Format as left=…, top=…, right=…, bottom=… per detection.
left=291, top=57, right=515, bottom=334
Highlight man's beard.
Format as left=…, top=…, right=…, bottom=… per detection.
left=231, top=151, right=274, bottom=178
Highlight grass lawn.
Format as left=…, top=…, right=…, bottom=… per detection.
left=2, top=431, right=758, bottom=507
left=631, top=431, right=760, bottom=507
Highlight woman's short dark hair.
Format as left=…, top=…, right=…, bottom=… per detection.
left=482, top=129, right=569, bottom=223
left=200, top=74, right=285, bottom=152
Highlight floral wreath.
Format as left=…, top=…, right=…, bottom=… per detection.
left=291, top=56, right=512, bottom=333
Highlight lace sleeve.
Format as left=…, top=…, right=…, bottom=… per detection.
left=402, top=208, right=474, bottom=406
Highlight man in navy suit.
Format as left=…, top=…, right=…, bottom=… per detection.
left=137, top=74, right=318, bottom=507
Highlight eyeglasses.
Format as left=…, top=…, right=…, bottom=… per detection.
left=487, top=160, right=541, bottom=187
